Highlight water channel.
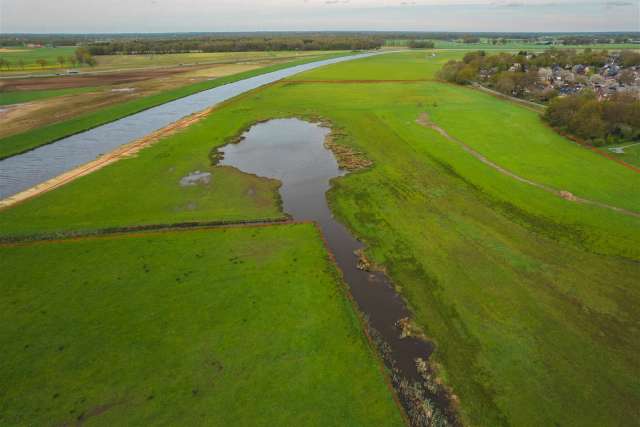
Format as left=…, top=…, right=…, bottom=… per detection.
left=0, top=52, right=378, bottom=199
left=219, top=118, right=438, bottom=416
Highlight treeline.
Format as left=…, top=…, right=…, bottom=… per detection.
left=407, top=40, right=435, bottom=49
left=86, top=36, right=383, bottom=55
left=559, top=35, right=636, bottom=45
left=545, top=93, right=640, bottom=145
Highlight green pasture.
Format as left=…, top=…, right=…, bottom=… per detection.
left=0, top=86, right=98, bottom=106
left=0, top=51, right=350, bottom=160
left=0, top=48, right=345, bottom=74
left=0, top=46, right=76, bottom=71
left=1, top=51, right=639, bottom=426
left=0, top=224, right=404, bottom=426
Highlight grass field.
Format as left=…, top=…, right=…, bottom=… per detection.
left=0, top=86, right=98, bottom=105
left=0, top=46, right=76, bottom=71
left=2, top=51, right=638, bottom=426
left=0, top=224, right=404, bottom=426
left=0, top=52, right=351, bottom=159
left=0, top=47, right=343, bottom=74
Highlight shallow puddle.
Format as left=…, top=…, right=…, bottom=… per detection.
left=219, top=118, right=434, bottom=394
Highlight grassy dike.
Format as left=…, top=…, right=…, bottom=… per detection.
left=0, top=224, right=405, bottom=426
left=1, top=51, right=638, bottom=425
left=0, top=52, right=352, bottom=160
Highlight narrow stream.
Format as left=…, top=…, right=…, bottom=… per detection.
left=0, top=52, right=378, bottom=200
left=219, top=119, right=439, bottom=419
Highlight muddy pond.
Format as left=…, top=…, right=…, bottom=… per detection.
left=219, top=118, right=434, bottom=391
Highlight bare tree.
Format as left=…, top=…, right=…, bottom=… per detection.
left=57, top=55, right=66, bottom=68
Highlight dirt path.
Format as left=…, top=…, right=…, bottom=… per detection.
left=0, top=107, right=214, bottom=211
left=416, top=113, right=640, bottom=218
left=286, top=79, right=430, bottom=84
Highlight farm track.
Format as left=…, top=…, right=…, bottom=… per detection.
left=417, top=112, right=640, bottom=219
left=0, top=107, right=215, bottom=211
left=286, top=79, right=430, bottom=84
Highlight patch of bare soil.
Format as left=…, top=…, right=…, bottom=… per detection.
left=0, top=67, right=199, bottom=91
left=0, top=108, right=213, bottom=210
left=416, top=112, right=640, bottom=218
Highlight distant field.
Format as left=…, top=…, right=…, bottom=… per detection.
left=0, top=52, right=351, bottom=159
left=0, top=46, right=76, bottom=71
left=0, top=47, right=346, bottom=74
left=0, top=224, right=404, bottom=426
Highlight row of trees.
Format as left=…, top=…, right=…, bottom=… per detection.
left=407, top=40, right=435, bottom=49
left=545, top=92, right=640, bottom=145
left=86, top=36, right=383, bottom=55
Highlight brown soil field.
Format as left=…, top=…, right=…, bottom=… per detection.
left=0, top=62, right=276, bottom=139
left=0, top=67, right=201, bottom=91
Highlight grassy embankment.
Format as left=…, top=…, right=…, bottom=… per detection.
left=0, top=224, right=404, bottom=426
left=1, top=51, right=638, bottom=425
left=0, top=51, right=351, bottom=160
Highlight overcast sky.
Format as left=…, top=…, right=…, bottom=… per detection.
left=1, top=0, right=638, bottom=33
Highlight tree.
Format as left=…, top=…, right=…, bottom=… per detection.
left=36, top=58, right=48, bottom=69
left=57, top=55, right=66, bottom=68
left=18, top=59, right=25, bottom=70
left=0, top=58, right=6, bottom=70
left=495, top=72, right=516, bottom=95
left=68, top=55, right=77, bottom=68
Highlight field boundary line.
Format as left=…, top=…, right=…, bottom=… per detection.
left=416, top=112, right=640, bottom=219
left=0, top=217, right=297, bottom=246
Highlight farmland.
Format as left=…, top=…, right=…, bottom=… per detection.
left=0, top=46, right=339, bottom=74
left=0, top=51, right=350, bottom=159
left=0, top=224, right=404, bottom=426
left=1, top=48, right=639, bottom=426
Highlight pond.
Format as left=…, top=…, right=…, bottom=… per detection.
left=219, top=118, right=434, bottom=387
